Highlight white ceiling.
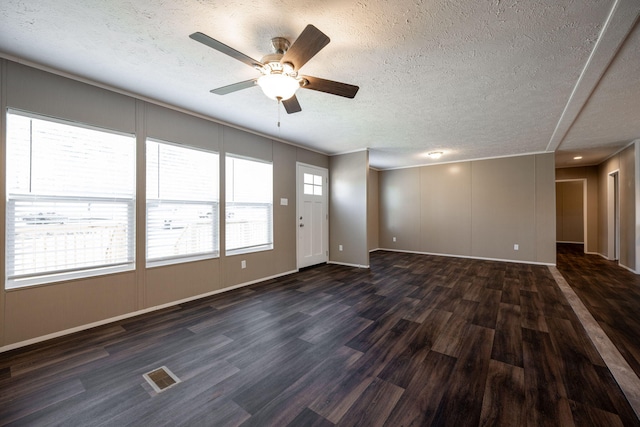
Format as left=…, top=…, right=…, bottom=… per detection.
left=1, top=0, right=639, bottom=169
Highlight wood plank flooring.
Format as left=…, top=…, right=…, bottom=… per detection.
left=1, top=250, right=639, bottom=426
left=557, top=243, right=640, bottom=381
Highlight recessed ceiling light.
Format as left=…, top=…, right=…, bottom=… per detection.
left=428, top=151, right=443, bottom=159
left=573, top=156, right=583, bottom=160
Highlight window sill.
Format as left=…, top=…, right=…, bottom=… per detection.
left=226, top=245, right=274, bottom=257
left=6, top=264, right=135, bottom=290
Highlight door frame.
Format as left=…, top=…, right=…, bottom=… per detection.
left=607, top=170, right=620, bottom=261
left=296, top=162, right=329, bottom=269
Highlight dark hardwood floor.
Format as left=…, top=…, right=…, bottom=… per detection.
left=1, top=250, right=639, bottom=426
left=557, top=243, right=640, bottom=380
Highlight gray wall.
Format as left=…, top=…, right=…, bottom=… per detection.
left=598, top=144, right=637, bottom=271
left=379, top=153, right=556, bottom=264
left=0, top=59, right=329, bottom=347
left=329, top=151, right=369, bottom=267
left=556, top=181, right=584, bottom=243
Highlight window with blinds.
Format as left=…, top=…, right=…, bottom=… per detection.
left=225, top=155, right=273, bottom=254
left=5, top=111, right=136, bottom=288
left=146, top=140, right=219, bottom=265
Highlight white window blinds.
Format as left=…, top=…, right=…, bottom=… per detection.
left=225, top=155, right=273, bottom=254
left=146, top=140, right=219, bottom=263
left=6, top=111, right=136, bottom=287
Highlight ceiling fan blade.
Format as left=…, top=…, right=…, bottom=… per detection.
left=210, top=79, right=258, bottom=95
left=190, top=32, right=263, bottom=69
left=281, top=25, right=330, bottom=70
left=282, top=95, right=302, bottom=114
left=301, top=76, right=359, bottom=99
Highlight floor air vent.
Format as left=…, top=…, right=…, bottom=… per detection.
left=143, top=366, right=181, bottom=393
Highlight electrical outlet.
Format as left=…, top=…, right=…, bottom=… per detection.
left=339, top=244, right=343, bottom=251
left=393, top=237, right=397, bottom=242
left=514, top=244, right=519, bottom=251
left=241, top=260, right=246, bottom=269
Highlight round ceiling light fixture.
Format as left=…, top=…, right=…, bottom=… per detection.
left=428, top=151, right=444, bottom=160
left=256, top=59, right=300, bottom=101
left=257, top=73, right=300, bottom=100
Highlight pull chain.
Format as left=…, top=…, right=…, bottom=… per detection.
left=276, top=97, right=282, bottom=131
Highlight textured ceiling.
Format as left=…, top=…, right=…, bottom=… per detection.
left=0, top=0, right=639, bottom=169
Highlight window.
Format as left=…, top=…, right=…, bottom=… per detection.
left=5, top=111, right=135, bottom=288
left=146, top=140, right=219, bottom=264
left=226, top=155, right=273, bottom=254
left=304, top=173, right=323, bottom=196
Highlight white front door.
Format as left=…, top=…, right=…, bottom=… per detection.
left=297, top=163, right=328, bottom=269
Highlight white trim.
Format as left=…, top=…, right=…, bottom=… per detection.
left=6, top=264, right=135, bottom=290
left=556, top=241, right=585, bottom=244
left=619, top=262, right=639, bottom=275
left=0, top=269, right=297, bottom=354
left=607, top=170, right=621, bottom=261
left=378, top=248, right=555, bottom=266
left=327, top=261, right=370, bottom=269
left=146, top=253, right=219, bottom=269
left=369, top=248, right=381, bottom=252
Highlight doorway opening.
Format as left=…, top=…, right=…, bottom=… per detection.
left=555, top=179, right=587, bottom=253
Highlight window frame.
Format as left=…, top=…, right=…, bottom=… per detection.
left=5, top=109, right=136, bottom=289
left=145, top=138, right=220, bottom=268
left=225, top=154, right=274, bottom=256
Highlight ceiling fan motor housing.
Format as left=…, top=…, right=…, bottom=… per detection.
left=270, top=37, right=290, bottom=54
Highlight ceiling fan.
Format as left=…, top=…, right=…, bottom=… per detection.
left=189, top=25, right=359, bottom=114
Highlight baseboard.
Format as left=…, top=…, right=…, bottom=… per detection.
left=377, top=248, right=555, bottom=266
left=0, top=269, right=298, bottom=354
left=369, top=248, right=381, bottom=253
left=328, top=261, right=370, bottom=269
left=619, top=263, right=639, bottom=274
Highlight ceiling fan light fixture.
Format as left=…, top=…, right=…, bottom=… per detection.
left=257, top=73, right=300, bottom=101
